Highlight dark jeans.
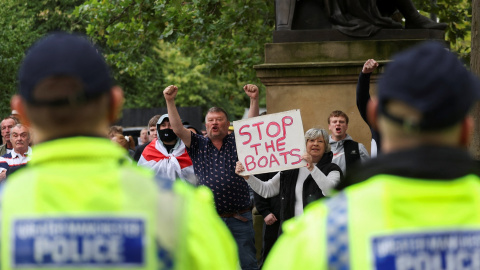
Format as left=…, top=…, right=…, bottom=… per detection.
left=222, top=211, right=258, bottom=270
left=259, top=221, right=280, bottom=268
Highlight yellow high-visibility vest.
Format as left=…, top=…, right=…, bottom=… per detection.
left=1, top=137, right=237, bottom=270
left=264, top=174, right=480, bottom=269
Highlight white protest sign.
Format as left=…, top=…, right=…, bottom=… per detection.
left=233, top=109, right=307, bottom=176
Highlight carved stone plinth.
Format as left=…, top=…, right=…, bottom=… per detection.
left=254, top=34, right=445, bottom=153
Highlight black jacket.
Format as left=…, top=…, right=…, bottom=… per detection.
left=356, top=72, right=382, bottom=154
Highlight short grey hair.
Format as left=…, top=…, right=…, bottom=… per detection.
left=205, top=107, right=229, bottom=122
left=10, top=124, right=30, bottom=141
left=304, top=128, right=330, bottom=153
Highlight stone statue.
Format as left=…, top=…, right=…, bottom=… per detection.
left=275, top=0, right=447, bottom=37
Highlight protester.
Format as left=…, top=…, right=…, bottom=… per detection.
left=108, top=125, right=123, bottom=138
left=5, top=32, right=237, bottom=269
left=137, top=114, right=195, bottom=182
left=263, top=41, right=480, bottom=269
left=138, top=127, right=148, bottom=145
left=357, top=58, right=381, bottom=157
left=133, top=115, right=160, bottom=161
left=236, top=128, right=343, bottom=227
left=0, top=116, right=19, bottom=156
left=328, top=110, right=369, bottom=175
left=110, top=133, right=135, bottom=158
left=0, top=124, right=32, bottom=181
left=164, top=84, right=260, bottom=270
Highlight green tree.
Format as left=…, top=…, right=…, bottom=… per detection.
left=0, top=0, right=85, bottom=118
left=468, top=0, right=479, bottom=159
left=414, top=0, right=471, bottom=61
left=75, top=0, right=274, bottom=119
left=0, top=1, right=38, bottom=118
left=0, top=0, right=472, bottom=121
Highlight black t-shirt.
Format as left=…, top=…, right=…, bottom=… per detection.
left=164, top=143, right=175, bottom=153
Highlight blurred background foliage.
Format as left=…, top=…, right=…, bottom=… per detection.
left=0, top=0, right=471, bottom=121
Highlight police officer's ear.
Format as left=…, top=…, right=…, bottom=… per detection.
left=10, top=95, right=30, bottom=127
left=108, top=86, right=124, bottom=124
left=367, top=96, right=379, bottom=132
left=459, top=116, right=474, bottom=148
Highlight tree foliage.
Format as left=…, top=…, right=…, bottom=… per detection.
left=0, top=1, right=36, bottom=118
left=0, top=0, right=472, bottom=120
left=0, top=0, right=84, bottom=118
left=414, top=0, right=472, bottom=62
left=74, top=0, right=274, bottom=119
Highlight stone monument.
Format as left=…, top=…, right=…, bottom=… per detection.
left=255, top=0, right=446, bottom=153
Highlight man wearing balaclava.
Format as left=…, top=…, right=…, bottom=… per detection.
left=138, top=114, right=195, bottom=183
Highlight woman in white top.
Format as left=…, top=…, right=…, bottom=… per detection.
left=236, top=128, right=343, bottom=225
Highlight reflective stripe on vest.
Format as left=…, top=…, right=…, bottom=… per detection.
left=326, top=174, right=480, bottom=270
left=326, top=191, right=350, bottom=270
left=2, top=165, right=162, bottom=270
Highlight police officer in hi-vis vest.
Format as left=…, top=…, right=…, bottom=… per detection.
left=5, top=32, right=237, bottom=270
left=263, top=42, right=480, bottom=269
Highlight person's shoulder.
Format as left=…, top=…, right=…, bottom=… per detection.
left=357, top=142, right=368, bottom=151
left=264, top=199, right=329, bottom=269
left=190, top=132, right=207, bottom=143
left=348, top=137, right=365, bottom=147
left=135, top=142, right=149, bottom=151
left=343, top=134, right=355, bottom=141
left=0, top=152, right=11, bottom=159
left=222, top=132, right=234, bottom=141
left=186, top=132, right=206, bottom=151
left=344, top=136, right=368, bottom=150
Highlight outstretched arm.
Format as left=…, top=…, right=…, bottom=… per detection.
left=244, top=84, right=260, bottom=118
left=163, top=85, right=192, bottom=147
left=356, top=59, right=378, bottom=125
left=235, top=161, right=280, bottom=198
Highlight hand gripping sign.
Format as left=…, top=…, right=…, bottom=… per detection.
left=234, top=110, right=307, bottom=176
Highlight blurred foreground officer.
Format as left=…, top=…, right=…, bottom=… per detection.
left=263, top=42, right=480, bottom=269
left=5, top=32, right=237, bottom=270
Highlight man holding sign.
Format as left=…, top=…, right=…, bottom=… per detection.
left=164, top=84, right=260, bottom=270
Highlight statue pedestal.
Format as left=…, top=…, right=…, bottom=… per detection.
left=254, top=34, right=445, bottom=153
